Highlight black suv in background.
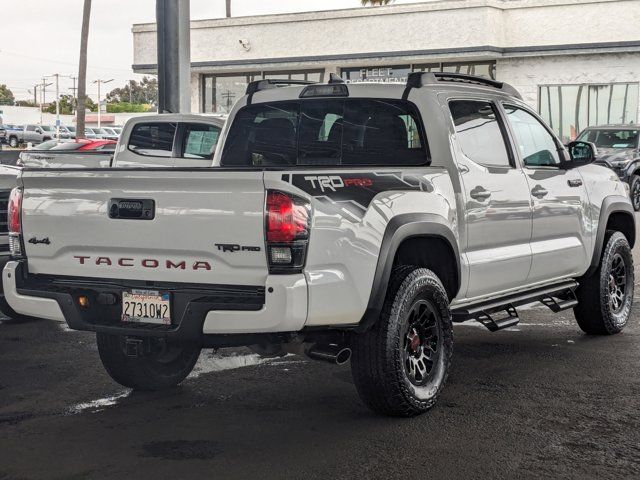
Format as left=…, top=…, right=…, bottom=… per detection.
left=577, top=125, right=640, bottom=210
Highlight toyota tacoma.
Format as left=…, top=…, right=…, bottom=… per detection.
left=3, top=73, right=635, bottom=416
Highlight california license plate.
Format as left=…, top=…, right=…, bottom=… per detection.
left=121, top=289, right=171, bottom=325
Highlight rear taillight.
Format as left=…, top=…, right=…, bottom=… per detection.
left=265, top=190, right=311, bottom=273
left=8, top=187, right=23, bottom=257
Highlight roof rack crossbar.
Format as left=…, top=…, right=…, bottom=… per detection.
left=406, top=72, right=522, bottom=100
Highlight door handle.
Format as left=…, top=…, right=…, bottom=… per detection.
left=470, top=187, right=491, bottom=201
left=531, top=185, right=548, bottom=198
left=568, top=179, right=583, bottom=187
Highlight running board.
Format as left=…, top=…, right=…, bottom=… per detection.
left=452, top=280, right=578, bottom=331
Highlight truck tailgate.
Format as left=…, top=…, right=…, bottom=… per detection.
left=20, top=170, right=268, bottom=285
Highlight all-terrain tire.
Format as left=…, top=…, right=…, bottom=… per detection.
left=630, top=175, right=640, bottom=211
left=574, top=231, right=634, bottom=335
left=97, top=333, right=201, bottom=390
left=351, top=267, right=453, bottom=417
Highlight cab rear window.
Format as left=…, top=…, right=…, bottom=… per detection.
left=221, top=99, right=428, bottom=167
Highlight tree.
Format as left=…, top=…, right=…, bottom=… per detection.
left=77, top=0, right=92, bottom=138
left=0, top=84, right=15, bottom=106
left=105, top=77, right=158, bottom=105
left=15, top=100, right=36, bottom=107
left=361, top=0, right=394, bottom=5
left=45, top=95, right=96, bottom=114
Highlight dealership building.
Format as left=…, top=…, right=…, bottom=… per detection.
left=132, top=0, right=640, bottom=142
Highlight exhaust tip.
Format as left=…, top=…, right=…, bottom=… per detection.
left=334, top=347, right=351, bottom=365
left=306, top=344, right=351, bottom=365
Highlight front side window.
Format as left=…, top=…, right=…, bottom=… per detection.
left=128, top=122, right=176, bottom=157
left=26, top=125, right=36, bottom=132
left=449, top=100, right=511, bottom=168
left=181, top=124, right=221, bottom=159
left=505, top=106, right=560, bottom=167
left=221, top=99, right=427, bottom=167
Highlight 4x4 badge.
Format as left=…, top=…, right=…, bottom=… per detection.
left=28, top=237, right=51, bottom=245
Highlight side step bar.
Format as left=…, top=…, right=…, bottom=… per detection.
left=452, top=280, right=578, bottom=332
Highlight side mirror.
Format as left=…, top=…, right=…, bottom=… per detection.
left=564, top=141, right=597, bottom=169
left=36, top=128, right=42, bottom=134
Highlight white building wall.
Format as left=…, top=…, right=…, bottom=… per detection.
left=133, top=0, right=640, bottom=68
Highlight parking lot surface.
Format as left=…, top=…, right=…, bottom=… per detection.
left=1, top=228, right=640, bottom=479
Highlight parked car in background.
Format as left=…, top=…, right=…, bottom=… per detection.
left=58, top=126, right=76, bottom=139
left=17, top=114, right=225, bottom=168
left=0, top=126, right=6, bottom=144
left=97, top=127, right=119, bottom=141
left=17, top=140, right=117, bottom=168
left=5, top=126, right=23, bottom=148
left=83, top=127, right=99, bottom=139
left=111, top=126, right=122, bottom=136
left=576, top=125, right=640, bottom=210
left=7, top=124, right=55, bottom=147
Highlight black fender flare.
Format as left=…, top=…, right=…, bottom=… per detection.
left=583, top=196, right=635, bottom=278
left=622, top=160, right=640, bottom=182
left=356, top=213, right=460, bottom=332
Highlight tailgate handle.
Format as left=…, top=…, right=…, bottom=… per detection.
left=109, top=199, right=155, bottom=220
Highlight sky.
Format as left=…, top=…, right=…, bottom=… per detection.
left=0, top=0, right=426, bottom=102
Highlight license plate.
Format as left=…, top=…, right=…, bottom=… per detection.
left=121, top=289, right=171, bottom=325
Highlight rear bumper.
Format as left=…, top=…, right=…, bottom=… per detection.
left=2, top=260, right=308, bottom=340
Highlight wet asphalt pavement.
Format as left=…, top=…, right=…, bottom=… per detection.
left=2, top=229, right=640, bottom=479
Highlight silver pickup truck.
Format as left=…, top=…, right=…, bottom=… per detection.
left=7, top=124, right=57, bottom=148
left=18, top=115, right=225, bottom=168
left=4, top=74, right=635, bottom=417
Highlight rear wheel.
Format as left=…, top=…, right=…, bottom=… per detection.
left=630, top=175, right=640, bottom=211
left=97, top=333, right=201, bottom=390
left=351, top=267, right=453, bottom=417
left=8, top=137, right=18, bottom=148
left=574, top=231, right=634, bottom=335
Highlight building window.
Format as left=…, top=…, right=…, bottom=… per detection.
left=202, top=73, right=260, bottom=114
left=202, top=70, right=324, bottom=114
left=262, top=70, right=324, bottom=83
left=539, top=83, right=639, bottom=143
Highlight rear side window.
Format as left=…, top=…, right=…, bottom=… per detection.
left=181, top=123, right=221, bottom=159
left=449, top=100, right=511, bottom=168
left=128, top=122, right=176, bottom=157
left=221, top=99, right=427, bottom=167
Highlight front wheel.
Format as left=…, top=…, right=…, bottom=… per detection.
left=97, top=333, right=201, bottom=390
left=8, top=137, right=18, bottom=148
left=630, top=175, right=640, bottom=212
left=351, top=267, right=453, bottom=417
left=574, top=231, right=634, bottom=335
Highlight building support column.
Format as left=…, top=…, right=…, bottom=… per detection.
left=156, top=0, right=191, bottom=113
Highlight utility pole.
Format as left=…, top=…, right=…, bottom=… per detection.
left=92, top=78, right=113, bottom=128
left=69, top=75, right=78, bottom=113
left=45, top=74, right=61, bottom=139
left=38, top=79, right=52, bottom=125
left=30, top=83, right=39, bottom=105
